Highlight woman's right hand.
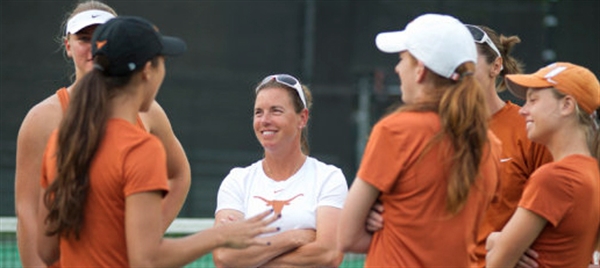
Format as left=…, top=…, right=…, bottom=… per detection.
left=219, top=209, right=280, bottom=249
left=516, top=248, right=539, bottom=268
left=366, top=201, right=384, bottom=233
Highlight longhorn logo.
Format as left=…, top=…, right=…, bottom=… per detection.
left=254, top=193, right=304, bottom=214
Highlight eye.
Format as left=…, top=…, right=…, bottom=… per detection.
left=75, top=33, right=92, bottom=43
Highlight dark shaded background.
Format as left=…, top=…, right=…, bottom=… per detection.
left=1, top=0, right=599, bottom=217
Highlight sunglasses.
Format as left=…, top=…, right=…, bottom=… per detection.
left=257, top=74, right=307, bottom=108
left=465, top=24, right=502, bottom=60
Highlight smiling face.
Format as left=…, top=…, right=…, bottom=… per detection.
left=519, top=88, right=563, bottom=145
left=65, top=25, right=99, bottom=81
left=253, top=86, right=306, bottom=153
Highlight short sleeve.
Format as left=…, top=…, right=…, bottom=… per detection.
left=122, top=137, right=169, bottom=197
left=519, top=164, right=574, bottom=227
left=358, top=115, right=424, bottom=193
left=317, top=168, right=348, bottom=209
left=215, top=168, right=247, bottom=215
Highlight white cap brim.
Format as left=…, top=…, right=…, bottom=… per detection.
left=375, top=30, right=408, bottom=53
left=66, top=10, right=115, bottom=35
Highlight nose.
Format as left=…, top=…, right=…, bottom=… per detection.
left=518, top=105, right=529, bottom=117
left=394, top=63, right=401, bottom=75
left=258, top=112, right=272, bottom=125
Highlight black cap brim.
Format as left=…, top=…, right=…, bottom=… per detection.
left=161, top=36, right=187, bottom=56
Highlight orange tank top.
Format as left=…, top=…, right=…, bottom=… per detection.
left=56, top=88, right=146, bottom=130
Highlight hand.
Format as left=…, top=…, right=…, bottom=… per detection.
left=486, top=231, right=500, bottom=252
left=219, top=209, right=280, bottom=249
left=516, top=248, right=539, bottom=268
left=365, top=201, right=384, bottom=233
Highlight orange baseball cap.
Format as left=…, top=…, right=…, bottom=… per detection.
left=505, top=62, right=600, bottom=114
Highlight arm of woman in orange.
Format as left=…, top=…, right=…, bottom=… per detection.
left=142, top=101, right=191, bottom=231
left=36, top=186, right=60, bottom=265
left=127, top=192, right=279, bottom=268
left=212, top=209, right=316, bottom=268
left=338, top=178, right=380, bottom=253
left=486, top=208, right=547, bottom=267
left=16, top=100, right=62, bottom=267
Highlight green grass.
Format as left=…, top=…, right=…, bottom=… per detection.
left=1, top=233, right=364, bottom=268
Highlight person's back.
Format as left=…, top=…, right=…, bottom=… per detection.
left=338, top=13, right=501, bottom=266
left=42, top=120, right=166, bottom=266
left=37, top=16, right=279, bottom=268
left=359, top=111, right=500, bottom=266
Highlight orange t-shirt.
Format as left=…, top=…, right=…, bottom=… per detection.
left=41, top=119, right=169, bottom=267
left=518, top=155, right=599, bottom=268
left=56, top=87, right=146, bottom=130
left=474, top=102, right=552, bottom=266
left=357, top=111, right=500, bottom=267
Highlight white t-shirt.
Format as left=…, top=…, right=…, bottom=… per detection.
left=216, top=156, right=348, bottom=233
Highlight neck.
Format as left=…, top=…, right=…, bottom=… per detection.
left=545, top=123, right=590, bottom=161
left=262, top=149, right=307, bottom=181
left=485, top=84, right=506, bottom=115
left=109, top=85, right=144, bottom=125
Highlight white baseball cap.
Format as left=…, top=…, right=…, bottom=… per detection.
left=65, top=9, right=115, bottom=35
left=375, top=13, right=477, bottom=79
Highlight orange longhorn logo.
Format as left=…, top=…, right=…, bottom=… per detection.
left=253, top=193, right=304, bottom=214
left=96, top=40, right=107, bottom=49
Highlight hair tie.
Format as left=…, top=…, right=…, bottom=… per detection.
left=450, top=71, right=474, bottom=81
left=461, top=71, right=474, bottom=78
left=93, top=63, right=105, bottom=72
left=591, top=110, right=599, bottom=131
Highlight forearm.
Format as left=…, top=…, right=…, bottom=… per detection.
left=17, top=215, right=46, bottom=267
left=261, top=241, right=343, bottom=267
left=213, top=230, right=311, bottom=268
left=340, top=230, right=372, bottom=253
left=339, top=178, right=378, bottom=253
left=486, top=246, right=520, bottom=268
left=161, top=169, right=190, bottom=231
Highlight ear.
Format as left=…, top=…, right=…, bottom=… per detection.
left=416, top=61, right=427, bottom=83
left=491, top=57, right=503, bottom=77
left=140, top=61, right=153, bottom=81
left=64, top=37, right=73, bottom=58
left=560, top=95, right=578, bottom=116
left=299, top=108, right=309, bottom=129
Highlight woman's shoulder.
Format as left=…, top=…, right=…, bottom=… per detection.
left=18, top=91, right=65, bottom=141
left=375, top=111, right=440, bottom=135
left=226, top=159, right=263, bottom=179
left=306, top=157, right=346, bottom=179
left=379, top=110, right=437, bottom=125
left=105, top=119, right=162, bottom=150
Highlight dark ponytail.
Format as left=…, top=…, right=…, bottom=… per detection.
left=43, top=55, right=151, bottom=239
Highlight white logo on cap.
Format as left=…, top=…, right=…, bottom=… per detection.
left=544, top=65, right=567, bottom=84
left=128, top=63, right=136, bottom=71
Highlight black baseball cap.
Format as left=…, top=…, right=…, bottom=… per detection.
left=92, top=16, right=187, bottom=76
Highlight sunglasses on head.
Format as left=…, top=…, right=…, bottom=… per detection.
left=257, top=74, right=307, bottom=108
left=466, top=24, right=503, bottom=61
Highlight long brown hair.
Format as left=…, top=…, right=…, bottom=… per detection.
left=43, top=55, right=159, bottom=239
left=398, top=54, right=490, bottom=214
